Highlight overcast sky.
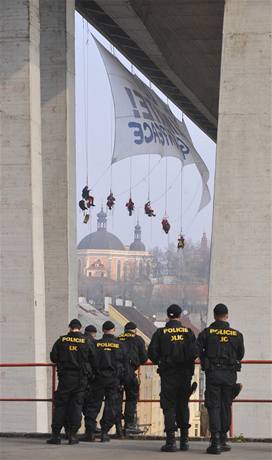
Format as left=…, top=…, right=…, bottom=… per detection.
left=75, top=13, right=216, bottom=250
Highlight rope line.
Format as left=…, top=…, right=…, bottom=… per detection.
left=115, top=158, right=162, bottom=198
left=180, top=164, right=183, bottom=233
left=164, top=157, right=168, bottom=216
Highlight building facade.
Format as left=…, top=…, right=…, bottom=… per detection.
left=78, top=209, right=152, bottom=283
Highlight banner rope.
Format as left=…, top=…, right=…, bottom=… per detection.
left=164, top=157, right=168, bottom=216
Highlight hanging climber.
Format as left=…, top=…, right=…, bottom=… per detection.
left=106, top=191, right=116, bottom=211
left=177, top=234, right=185, bottom=250
left=78, top=200, right=90, bottom=225
left=144, top=201, right=156, bottom=217
left=126, top=197, right=135, bottom=216
left=82, top=185, right=95, bottom=208
left=78, top=199, right=90, bottom=224
left=162, top=218, right=171, bottom=234
left=79, top=199, right=87, bottom=212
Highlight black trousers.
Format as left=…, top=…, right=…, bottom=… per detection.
left=84, top=376, right=119, bottom=433
left=116, top=370, right=139, bottom=426
left=160, top=368, right=192, bottom=433
left=52, top=371, right=87, bottom=433
left=205, top=369, right=237, bottom=434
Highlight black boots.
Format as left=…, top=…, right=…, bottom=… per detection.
left=206, top=432, right=221, bottom=455
left=115, top=424, right=124, bottom=438
left=68, top=428, right=79, bottom=445
left=101, top=432, right=111, bottom=442
left=180, top=429, right=189, bottom=451
left=46, top=432, right=61, bottom=445
left=81, top=429, right=96, bottom=442
left=220, top=433, right=231, bottom=452
left=161, top=432, right=177, bottom=452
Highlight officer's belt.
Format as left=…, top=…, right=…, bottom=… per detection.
left=209, top=359, right=234, bottom=369
left=61, top=366, right=81, bottom=372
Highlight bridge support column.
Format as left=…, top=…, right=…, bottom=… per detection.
left=40, top=0, right=77, bottom=356
left=209, top=0, right=271, bottom=437
left=0, top=0, right=76, bottom=432
left=0, top=0, right=47, bottom=432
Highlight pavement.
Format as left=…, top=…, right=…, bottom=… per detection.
left=1, top=438, right=271, bottom=460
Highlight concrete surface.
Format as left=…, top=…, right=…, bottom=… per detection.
left=0, top=0, right=77, bottom=432
left=0, top=0, right=48, bottom=433
left=0, top=438, right=271, bottom=460
left=208, top=0, right=272, bottom=438
left=40, top=0, right=77, bottom=358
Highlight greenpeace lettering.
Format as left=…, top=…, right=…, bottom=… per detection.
left=128, top=120, right=190, bottom=159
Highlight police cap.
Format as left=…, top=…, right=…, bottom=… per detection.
left=124, top=322, right=137, bottom=331
left=85, top=324, right=97, bottom=334
left=214, top=303, right=228, bottom=316
left=103, top=320, right=115, bottom=331
left=167, top=304, right=182, bottom=318
left=69, top=318, right=82, bottom=329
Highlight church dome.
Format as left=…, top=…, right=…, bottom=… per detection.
left=129, top=220, right=146, bottom=251
left=130, top=240, right=146, bottom=251
left=77, top=231, right=125, bottom=251
left=77, top=207, right=125, bottom=251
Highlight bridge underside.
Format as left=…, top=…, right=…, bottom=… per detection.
left=76, top=0, right=225, bottom=141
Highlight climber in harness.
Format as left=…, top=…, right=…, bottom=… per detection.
left=144, top=201, right=156, bottom=217
left=126, top=197, right=135, bottom=216
left=162, top=217, right=171, bottom=234
left=107, top=191, right=116, bottom=211
left=177, top=235, right=185, bottom=250
left=82, top=186, right=95, bottom=208
left=78, top=186, right=95, bottom=224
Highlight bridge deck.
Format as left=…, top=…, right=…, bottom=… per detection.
left=1, top=438, right=271, bottom=460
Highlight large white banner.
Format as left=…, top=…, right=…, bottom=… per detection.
left=94, top=37, right=211, bottom=211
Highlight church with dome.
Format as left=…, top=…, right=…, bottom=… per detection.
left=77, top=208, right=151, bottom=281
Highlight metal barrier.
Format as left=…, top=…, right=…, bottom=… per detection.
left=137, top=360, right=272, bottom=437
left=0, top=360, right=271, bottom=436
left=0, top=363, right=57, bottom=418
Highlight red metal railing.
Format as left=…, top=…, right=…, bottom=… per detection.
left=0, top=360, right=271, bottom=437
left=0, top=363, right=57, bottom=418
left=137, top=360, right=272, bottom=437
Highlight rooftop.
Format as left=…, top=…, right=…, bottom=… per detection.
left=1, top=438, right=271, bottom=460
left=112, top=305, right=157, bottom=339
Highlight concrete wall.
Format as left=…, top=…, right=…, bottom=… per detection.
left=0, top=0, right=48, bottom=432
left=0, top=0, right=76, bottom=432
left=40, top=0, right=77, bottom=357
left=209, top=0, right=272, bottom=437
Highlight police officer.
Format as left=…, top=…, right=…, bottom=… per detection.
left=84, top=321, right=127, bottom=442
left=84, top=324, right=97, bottom=342
left=47, top=319, right=96, bottom=445
left=148, top=304, right=197, bottom=452
left=117, top=321, right=148, bottom=436
left=197, top=304, right=245, bottom=454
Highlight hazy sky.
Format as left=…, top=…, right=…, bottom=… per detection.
left=75, top=13, right=216, bottom=250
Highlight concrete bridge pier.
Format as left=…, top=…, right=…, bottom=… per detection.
left=0, top=0, right=76, bottom=432
left=208, top=0, right=272, bottom=438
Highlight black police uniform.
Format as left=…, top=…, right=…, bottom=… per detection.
left=49, top=330, right=96, bottom=442
left=148, top=319, right=197, bottom=450
left=84, top=333, right=127, bottom=439
left=117, top=331, right=148, bottom=431
left=197, top=320, right=244, bottom=451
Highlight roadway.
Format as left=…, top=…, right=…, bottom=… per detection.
left=1, top=438, right=271, bottom=460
